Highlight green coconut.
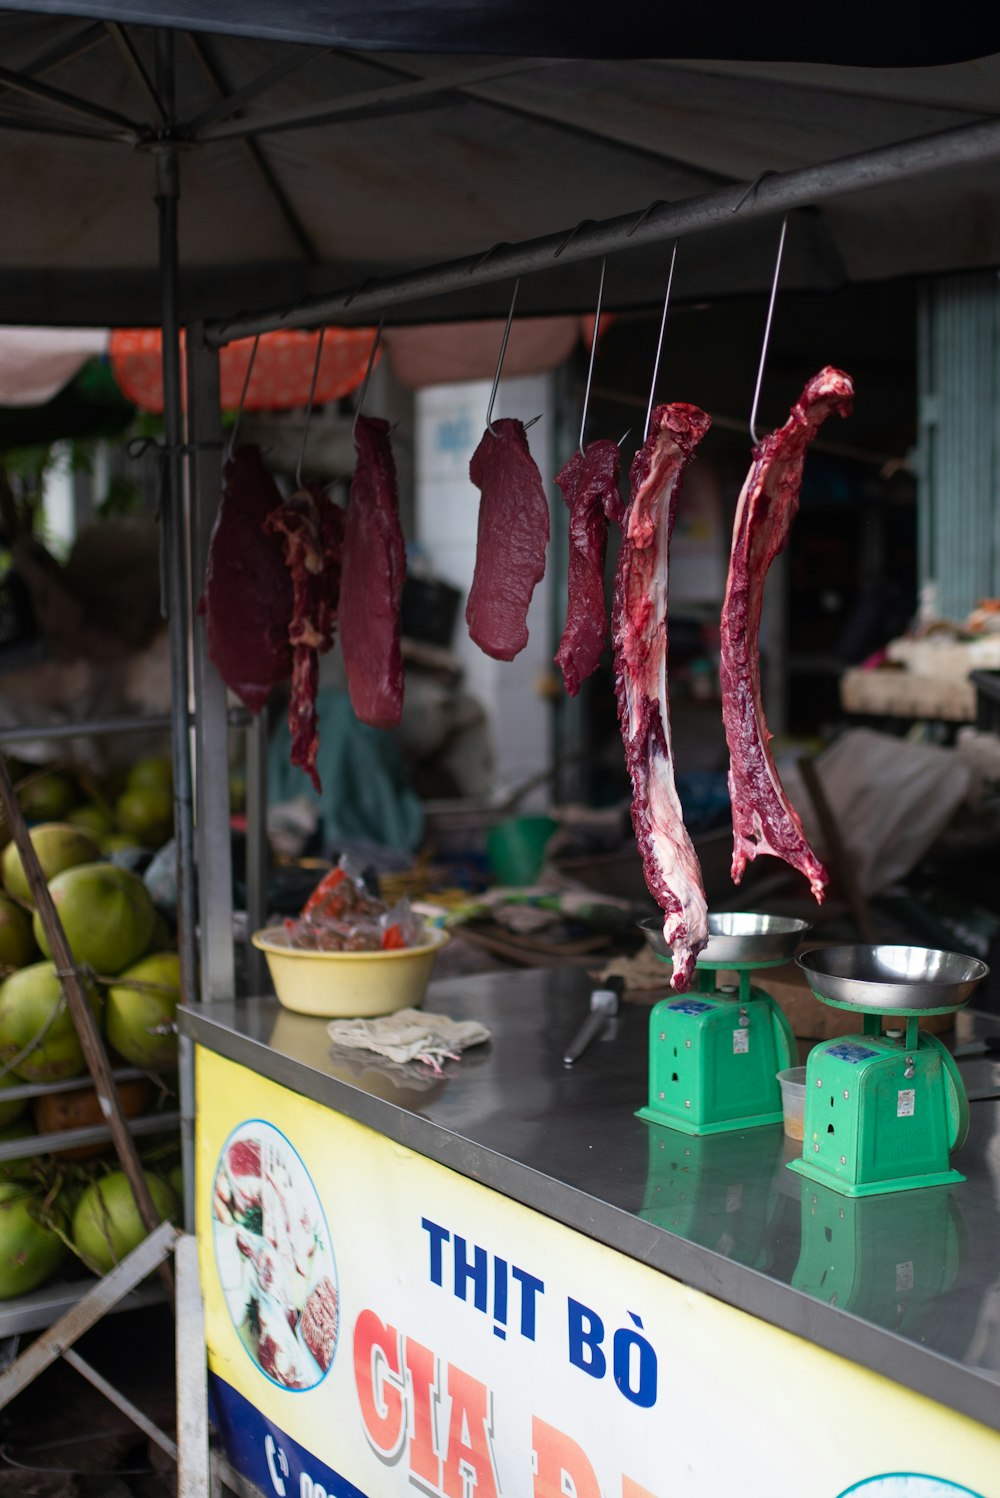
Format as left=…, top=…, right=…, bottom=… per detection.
left=106, top=952, right=180, bottom=1070
left=2, top=824, right=101, bottom=905
left=67, top=804, right=114, bottom=841
left=0, top=1119, right=36, bottom=1183
left=101, top=832, right=142, bottom=855
left=34, top=863, right=155, bottom=976
left=0, top=893, right=37, bottom=971
left=0, top=1069, right=28, bottom=1130
left=115, top=786, right=172, bottom=845
left=72, top=1170, right=178, bottom=1274
left=127, top=758, right=172, bottom=795
left=17, top=772, right=77, bottom=822
left=0, top=961, right=101, bottom=1083
left=0, top=1184, right=67, bottom=1298
left=146, top=911, right=174, bottom=954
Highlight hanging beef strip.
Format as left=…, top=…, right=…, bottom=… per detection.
left=265, top=485, right=345, bottom=792
left=720, top=366, right=854, bottom=899
left=613, top=404, right=712, bottom=992
left=554, top=438, right=624, bottom=696
left=200, top=445, right=292, bottom=713
left=466, top=417, right=550, bottom=661
left=339, top=415, right=406, bottom=729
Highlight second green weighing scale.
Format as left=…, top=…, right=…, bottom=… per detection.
left=637, top=912, right=807, bottom=1135
left=791, top=945, right=988, bottom=1197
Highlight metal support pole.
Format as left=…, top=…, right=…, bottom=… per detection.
left=207, top=112, right=1000, bottom=345
left=156, top=30, right=198, bottom=1243
left=186, top=322, right=235, bottom=1007
left=175, top=1233, right=210, bottom=1498
left=245, top=710, right=268, bottom=994
left=154, top=37, right=197, bottom=1019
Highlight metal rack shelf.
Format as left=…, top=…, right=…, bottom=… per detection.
left=0, top=1273, right=167, bottom=1339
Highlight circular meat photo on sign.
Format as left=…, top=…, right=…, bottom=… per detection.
left=211, top=1120, right=339, bottom=1391
left=837, top=1479, right=985, bottom=1497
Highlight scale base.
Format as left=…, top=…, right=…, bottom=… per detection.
left=789, top=1156, right=965, bottom=1198
left=639, top=969, right=797, bottom=1137
left=636, top=1104, right=784, bottom=1136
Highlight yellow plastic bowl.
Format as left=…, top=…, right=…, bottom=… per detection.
left=250, top=925, right=451, bottom=1018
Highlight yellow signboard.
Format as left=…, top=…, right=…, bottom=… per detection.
left=196, top=1047, right=1000, bottom=1498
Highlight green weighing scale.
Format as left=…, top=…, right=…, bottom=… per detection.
left=637, top=913, right=807, bottom=1135
left=790, top=945, right=989, bottom=1197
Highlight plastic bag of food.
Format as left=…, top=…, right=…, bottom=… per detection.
left=380, top=898, right=425, bottom=951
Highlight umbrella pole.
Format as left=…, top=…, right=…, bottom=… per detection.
left=155, top=32, right=198, bottom=1232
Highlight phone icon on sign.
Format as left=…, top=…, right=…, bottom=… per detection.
left=264, top=1434, right=289, bottom=1496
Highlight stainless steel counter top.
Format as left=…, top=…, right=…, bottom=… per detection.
left=181, top=967, right=1000, bottom=1430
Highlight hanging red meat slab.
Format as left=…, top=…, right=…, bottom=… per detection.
left=720, top=366, right=854, bottom=898
left=339, top=415, right=406, bottom=729
left=554, top=438, right=623, bottom=696
left=265, top=485, right=345, bottom=792
left=200, top=445, right=292, bottom=713
left=613, top=404, right=712, bottom=992
left=466, top=417, right=549, bottom=661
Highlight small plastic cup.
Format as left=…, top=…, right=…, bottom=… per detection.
left=776, top=1066, right=808, bottom=1141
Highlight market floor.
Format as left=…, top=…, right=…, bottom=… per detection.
left=0, top=1307, right=176, bottom=1496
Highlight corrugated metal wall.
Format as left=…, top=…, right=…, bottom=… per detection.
left=917, top=272, right=1000, bottom=621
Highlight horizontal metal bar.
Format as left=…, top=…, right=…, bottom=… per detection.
left=0, top=1110, right=180, bottom=1163
left=16, top=19, right=108, bottom=80
left=185, top=34, right=318, bottom=264
left=63, top=1346, right=178, bottom=1461
left=0, top=705, right=250, bottom=745
left=185, top=42, right=324, bottom=135
left=198, top=57, right=561, bottom=143
left=0, top=1065, right=147, bottom=1104
left=0, top=111, right=126, bottom=143
left=105, top=22, right=166, bottom=125
left=0, top=62, right=140, bottom=136
left=0, top=1273, right=165, bottom=1340
left=0, top=1219, right=176, bottom=1409
left=209, top=112, right=1000, bottom=345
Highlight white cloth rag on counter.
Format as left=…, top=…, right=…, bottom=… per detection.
left=327, top=1008, right=491, bottom=1072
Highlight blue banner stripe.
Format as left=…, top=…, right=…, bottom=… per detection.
left=210, top=1375, right=368, bottom=1498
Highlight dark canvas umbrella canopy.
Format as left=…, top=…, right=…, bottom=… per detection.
left=1, top=9, right=1000, bottom=327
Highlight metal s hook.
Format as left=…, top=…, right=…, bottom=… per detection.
left=579, top=256, right=607, bottom=455
left=295, top=326, right=325, bottom=490
left=644, top=242, right=677, bottom=441
left=627, top=199, right=667, bottom=240
left=352, top=312, right=385, bottom=437
left=486, top=278, right=520, bottom=437
left=228, top=333, right=260, bottom=460
left=749, top=214, right=788, bottom=446
left=732, top=169, right=778, bottom=215
left=554, top=218, right=594, bottom=260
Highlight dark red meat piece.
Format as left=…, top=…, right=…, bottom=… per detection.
left=300, top=1276, right=339, bottom=1371
left=613, top=404, right=711, bottom=992
left=226, top=1139, right=261, bottom=1179
left=720, top=366, right=854, bottom=898
left=265, top=485, right=345, bottom=792
left=200, top=446, right=292, bottom=713
left=339, top=416, right=406, bottom=729
left=466, top=418, right=549, bottom=661
left=554, top=439, right=623, bottom=696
